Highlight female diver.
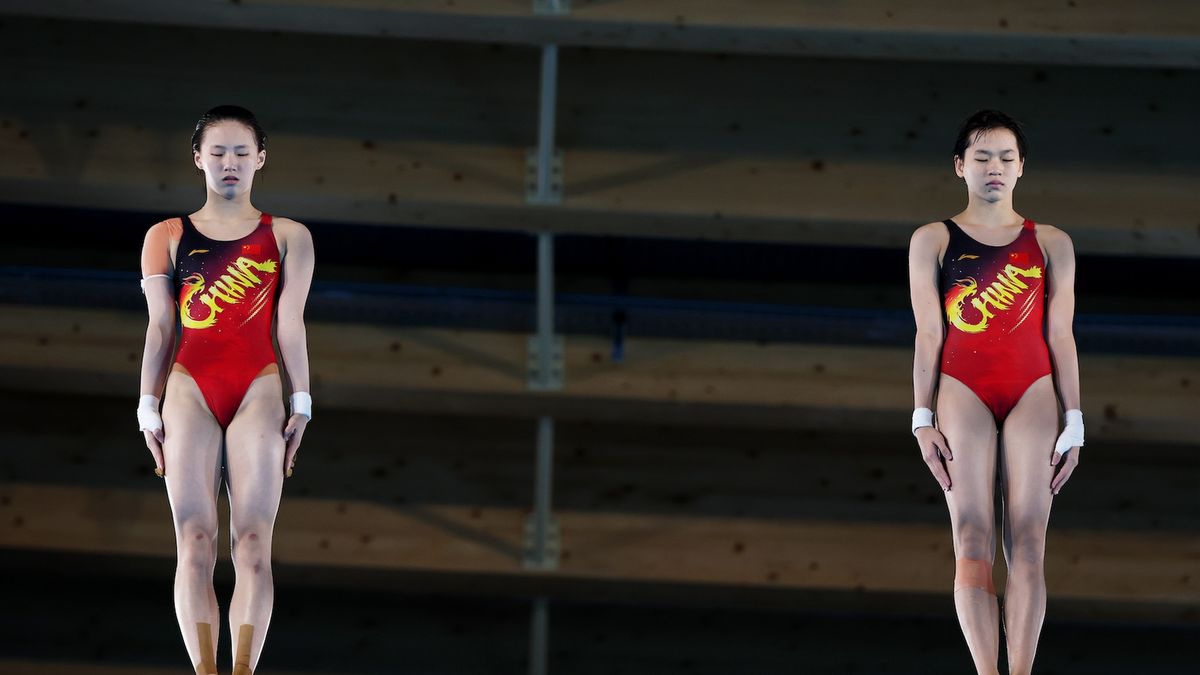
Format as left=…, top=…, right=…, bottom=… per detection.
left=908, top=110, right=1083, bottom=674
left=137, top=105, right=315, bottom=675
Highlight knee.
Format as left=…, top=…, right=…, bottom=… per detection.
left=954, top=557, right=996, bottom=595
left=232, top=526, right=272, bottom=575
left=953, top=519, right=994, bottom=560
left=177, top=519, right=217, bottom=571
left=1006, top=523, right=1047, bottom=573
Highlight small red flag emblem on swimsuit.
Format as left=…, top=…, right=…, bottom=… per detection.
left=242, top=244, right=261, bottom=256
left=1009, top=251, right=1028, bottom=265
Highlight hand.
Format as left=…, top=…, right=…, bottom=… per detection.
left=282, top=414, right=309, bottom=478
left=915, top=426, right=953, bottom=491
left=143, top=427, right=165, bottom=478
left=1050, top=446, right=1080, bottom=495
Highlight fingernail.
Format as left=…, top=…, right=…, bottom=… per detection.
left=154, top=468, right=164, bottom=478
left=286, top=467, right=293, bottom=478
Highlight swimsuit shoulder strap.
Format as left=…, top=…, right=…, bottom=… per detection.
left=1022, top=218, right=1035, bottom=231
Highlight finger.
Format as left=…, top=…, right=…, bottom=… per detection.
left=927, top=459, right=951, bottom=492
left=153, top=427, right=165, bottom=444
left=283, top=418, right=296, bottom=440
left=1051, top=463, right=1074, bottom=493
left=936, top=433, right=953, bottom=461
left=284, top=438, right=300, bottom=477
left=151, top=448, right=165, bottom=478
left=1050, top=451, right=1060, bottom=466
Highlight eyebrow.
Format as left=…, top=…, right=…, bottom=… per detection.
left=211, top=145, right=251, bottom=150
left=973, top=149, right=1018, bottom=155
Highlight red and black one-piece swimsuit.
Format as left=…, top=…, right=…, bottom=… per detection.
left=173, top=213, right=282, bottom=428
left=939, top=218, right=1052, bottom=424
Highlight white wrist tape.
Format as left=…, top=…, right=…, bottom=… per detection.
left=137, top=394, right=163, bottom=433
left=290, top=392, right=312, bottom=420
left=140, top=274, right=169, bottom=293
left=1054, top=409, right=1084, bottom=457
left=912, top=407, right=934, bottom=435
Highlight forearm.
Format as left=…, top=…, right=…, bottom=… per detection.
left=277, top=324, right=310, bottom=393
left=912, top=331, right=944, bottom=409
left=1048, top=335, right=1081, bottom=410
left=139, top=323, right=175, bottom=397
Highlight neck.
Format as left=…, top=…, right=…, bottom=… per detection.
left=958, top=193, right=1020, bottom=228
left=196, top=190, right=259, bottom=223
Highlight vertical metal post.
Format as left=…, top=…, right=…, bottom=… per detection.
left=532, top=416, right=555, bottom=561
left=529, top=597, right=550, bottom=675
left=528, top=40, right=561, bottom=675
left=535, top=233, right=555, bottom=387
left=535, top=44, right=559, bottom=204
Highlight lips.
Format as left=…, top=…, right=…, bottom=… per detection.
left=222, top=176, right=239, bottom=184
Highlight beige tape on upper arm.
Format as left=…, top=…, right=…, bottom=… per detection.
left=141, top=218, right=182, bottom=278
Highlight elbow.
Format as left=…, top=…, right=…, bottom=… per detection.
left=1048, top=329, right=1075, bottom=347
left=914, top=328, right=944, bottom=349
left=145, top=320, right=174, bottom=344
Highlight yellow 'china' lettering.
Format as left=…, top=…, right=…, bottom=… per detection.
left=179, top=256, right=277, bottom=329
left=945, top=264, right=1041, bottom=334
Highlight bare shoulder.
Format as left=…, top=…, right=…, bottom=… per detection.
left=1034, top=223, right=1074, bottom=255
left=272, top=216, right=313, bottom=244
left=909, top=221, right=948, bottom=251
left=146, top=217, right=182, bottom=240
left=272, top=215, right=309, bottom=233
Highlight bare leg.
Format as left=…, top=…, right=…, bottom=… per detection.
left=937, top=374, right=1001, bottom=675
left=162, top=370, right=223, bottom=674
left=224, top=372, right=286, bottom=674
left=999, top=375, right=1057, bottom=675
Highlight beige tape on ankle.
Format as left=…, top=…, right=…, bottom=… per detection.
left=233, top=623, right=255, bottom=675
left=954, top=558, right=996, bottom=595
left=195, top=622, right=217, bottom=675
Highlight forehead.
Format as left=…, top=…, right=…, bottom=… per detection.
left=967, top=128, right=1019, bottom=153
left=200, top=119, right=257, bottom=147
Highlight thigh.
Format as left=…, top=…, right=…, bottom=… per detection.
left=162, top=371, right=223, bottom=531
left=937, top=375, right=1000, bottom=536
left=1000, top=375, right=1058, bottom=537
left=224, top=374, right=286, bottom=535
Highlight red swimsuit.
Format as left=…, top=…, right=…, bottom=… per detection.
left=939, top=218, right=1052, bottom=424
left=172, top=214, right=282, bottom=428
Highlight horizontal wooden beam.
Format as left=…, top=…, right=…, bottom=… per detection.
left=1, top=16, right=1197, bottom=254
left=2, top=0, right=1197, bottom=67
left=1, top=482, right=1195, bottom=606
left=1, top=304, right=1197, bottom=443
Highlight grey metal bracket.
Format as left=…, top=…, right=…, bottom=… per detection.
left=533, top=0, right=571, bottom=17
left=523, top=513, right=561, bottom=570
left=525, top=148, right=564, bottom=205
left=527, top=334, right=565, bottom=390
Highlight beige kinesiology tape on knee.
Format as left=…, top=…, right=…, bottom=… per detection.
left=233, top=623, right=255, bottom=675
left=954, top=558, right=996, bottom=595
left=195, top=622, right=217, bottom=675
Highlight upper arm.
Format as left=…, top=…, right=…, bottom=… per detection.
left=276, top=219, right=314, bottom=325
left=908, top=222, right=947, bottom=339
left=140, top=219, right=180, bottom=326
left=1042, top=225, right=1076, bottom=340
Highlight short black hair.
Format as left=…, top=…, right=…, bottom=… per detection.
left=191, top=105, right=267, bottom=155
left=953, top=109, right=1027, bottom=160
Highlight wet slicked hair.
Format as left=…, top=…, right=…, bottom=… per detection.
left=953, top=109, right=1028, bottom=160
left=191, top=105, right=267, bottom=155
